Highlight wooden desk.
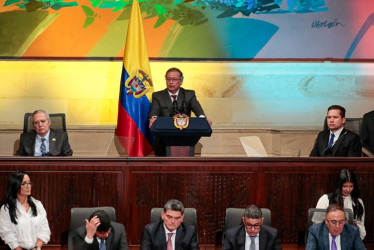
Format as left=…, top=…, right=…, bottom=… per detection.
left=0, top=157, right=373, bottom=247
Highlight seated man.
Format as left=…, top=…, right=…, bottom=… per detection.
left=140, top=199, right=199, bottom=250
left=16, top=110, right=73, bottom=156
left=148, top=67, right=211, bottom=156
left=360, top=110, right=374, bottom=155
left=306, top=204, right=366, bottom=250
left=222, top=205, right=282, bottom=250
left=72, top=210, right=129, bottom=250
left=310, top=105, right=361, bottom=157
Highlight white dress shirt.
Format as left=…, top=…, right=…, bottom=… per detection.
left=245, top=232, right=259, bottom=250
left=0, top=197, right=51, bottom=249
left=163, top=224, right=177, bottom=250
left=34, top=130, right=50, bottom=156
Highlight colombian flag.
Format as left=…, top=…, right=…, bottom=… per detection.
left=116, top=0, right=153, bottom=157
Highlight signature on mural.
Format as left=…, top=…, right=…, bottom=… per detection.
left=4, top=0, right=327, bottom=28
left=311, top=19, right=345, bottom=29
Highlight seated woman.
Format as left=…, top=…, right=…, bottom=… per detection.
left=0, top=171, right=51, bottom=250
left=316, top=168, right=365, bottom=239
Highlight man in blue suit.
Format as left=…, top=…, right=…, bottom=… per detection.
left=306, top=204, right=366, bottom=250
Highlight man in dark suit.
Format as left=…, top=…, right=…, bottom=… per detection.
left=306, top=204, right=366, bottom=250
left=310, top=105, right=361, bottom=157
left=16, top=110, right=73, bottom=156
left=73, top=210, right=129, bottom=250
left=222, top=204, right=282, bottom=250
left=148, top=67, right=211, bottom=156
left=140, top=199, right=199, bottom=250
left=360, top=110, right=374, bottom=155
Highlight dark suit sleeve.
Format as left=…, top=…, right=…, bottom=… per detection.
left=272, top=230, right=282, bottom=250
left=149, top=92, right=163, bottom=118
left=118, top=224, right=130, bottom=250
left=189, top=226, right=199, bottom=250
left=72, top=226, right=98, bottom=250
left=309, top=133, right=322, bottom=157
left=185, top=90, right=205, bottom=117
left=347, top=133, right=362, bottom=157
left=360, top=113, right=370, bottom=148
left=61, top=132, right=73, bottom=156
left=305, top=225, right=318, bottom=250
left=140, top=224, right=153, bottom=250
left=222, top=231, right=234, bottom=250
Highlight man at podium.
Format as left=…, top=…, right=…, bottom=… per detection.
left=148, top=67, right=211, bottom=156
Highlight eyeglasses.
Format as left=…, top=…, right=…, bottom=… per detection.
left=33, top=119, right=48, bottom=125
left=244, top=223, right=262, bottom=229
left=165, top=78, right=181, bottom=82
left=21, top=181, right=32, bottom=187
left=327, top=219, right=346, bottom=226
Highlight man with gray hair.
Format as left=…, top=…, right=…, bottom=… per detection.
left=223, top=205, right=282, bottom=250
left=16, top=110, right=73, bottom=156
left=140, top=199, right=199, bottom=250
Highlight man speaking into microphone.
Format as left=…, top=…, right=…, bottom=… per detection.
left=310, top=105, right=361, bottom=157
left=148, top=67, right=212, bottom=156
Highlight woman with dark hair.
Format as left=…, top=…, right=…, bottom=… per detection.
left=316, top=168, right=365, bottom=239
left=0, top=171, right=50, bottom=250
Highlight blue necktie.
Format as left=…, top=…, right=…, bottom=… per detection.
left=331, top=236, right=337, bottom=250
left=328, top=133, right=335, bottom=148
left=100, top=239, right=106, bottom=250
left=40, top=138, right=47, bottom=156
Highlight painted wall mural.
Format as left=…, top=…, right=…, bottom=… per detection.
left=1, top=0, right=374, bottom=59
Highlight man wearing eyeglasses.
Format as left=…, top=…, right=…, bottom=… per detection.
left=222, top=205, right=282, bottom=250
left=16, top=110, right=73, bottom=156
left=148, top=67, right=212, bottom=156
left=306, top=204, right=366, bottom=250
left=73, top=210, right=129, bottom=250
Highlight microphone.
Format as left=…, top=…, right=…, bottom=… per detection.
left=321, top=131, right=348, bottom=156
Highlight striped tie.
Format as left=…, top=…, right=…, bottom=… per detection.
left=40, top=138, right=47, bottom=156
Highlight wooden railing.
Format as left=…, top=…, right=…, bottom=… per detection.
left=0, top=157, right=373, bottom=247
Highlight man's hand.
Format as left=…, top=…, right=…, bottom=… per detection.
left=149, top=117, right=157, bottom=128
left=207, top=118, right=212, bottom=126
left=86, top=215, right=100, bottom=239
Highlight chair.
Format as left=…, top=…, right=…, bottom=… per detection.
left=23, top=112, right=67, bottom=133
left=323, top=117, right=362, bottom=135
left=224, top=207, right=271, bottom=233
left=305, top=208, right=354, bottom=243
left=68, top=206, right=116, bottom=249
left=150, top=207, right=197, bottom=229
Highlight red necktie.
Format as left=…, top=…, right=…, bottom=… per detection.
left=167, top=233, right=173, bottom=250
left=171, top=95, right=177, bottom=101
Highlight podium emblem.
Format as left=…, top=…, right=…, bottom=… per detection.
left=174, top=117, right=189, bottom=130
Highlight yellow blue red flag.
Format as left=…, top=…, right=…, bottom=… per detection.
left=116, top=0, right=153, bottom=157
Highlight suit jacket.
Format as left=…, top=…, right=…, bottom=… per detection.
left=16, top=129, right=73, bottom=156
left=148, top=88, right=205, bottom=118
left=306, top=222, right=366, bottom=250
left=360, top=110, right=374, bottom=154
left=72, top=222, right=129, bottom=250
left=309, top=128, right=361, bottom=157
left=222, top=224, right=282, bottom=250
left=140, top=220, right=199, bottom=250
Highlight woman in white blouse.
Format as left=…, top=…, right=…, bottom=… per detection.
left=0, top=171, right=51, bottom=250
left=316, top=168, right=366, bottom=240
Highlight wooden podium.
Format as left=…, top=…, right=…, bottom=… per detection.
left=150, top=117, right=212, bottom=156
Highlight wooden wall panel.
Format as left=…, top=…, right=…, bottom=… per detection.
left=0, top=157, right=373, bottom=247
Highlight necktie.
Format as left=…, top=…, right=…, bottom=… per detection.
left=171, top=95, right=177, bottom=101
left=167, top=233, right=173, bottom=250
left=100, top=239, right=106, bottom=250
left=250, top=236, right=256, bottom=250
left=331, top=236, right=337, bottom=250
left=328, top=133, right=335, bottom=148
left=40, top=138, right=47, bottom=156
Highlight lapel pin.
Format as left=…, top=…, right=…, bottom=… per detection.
left=52, top=138, right=56, bottom=141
